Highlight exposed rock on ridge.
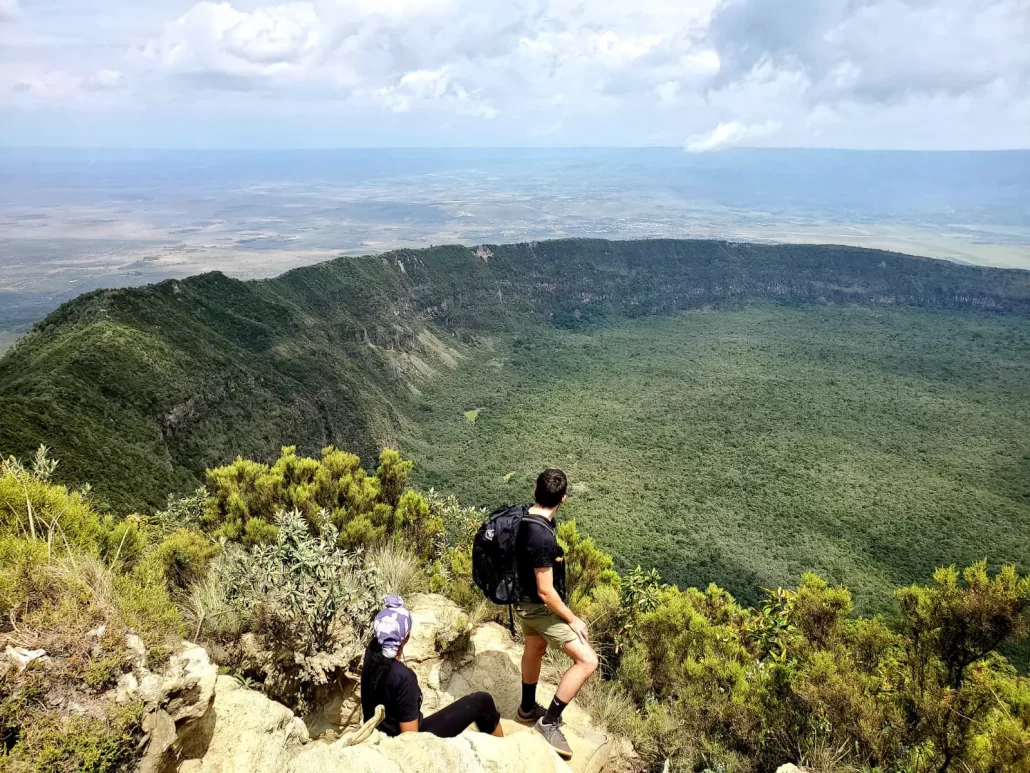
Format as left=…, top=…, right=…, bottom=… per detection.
left=129, top=594, right=621, bottom=773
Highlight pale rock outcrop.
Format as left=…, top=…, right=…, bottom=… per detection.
left=125, top=632, right=148, bottom=672
left=172, top=676, right=310, bottom=773
left=120, top=642, right=218, bottom=716
left=404, top=594, right=614, bottom=773
left=120, top=643, right=220, bottom=773
left=291, top=725, right=571, bottom=773
left=3, top=645, right=50, bottom=671
left=139, top=593, right=623, bottom=773
left=163, top=645, right=219, bottom=724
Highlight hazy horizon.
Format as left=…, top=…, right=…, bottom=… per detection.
left=3, top=145, right=1030, bottom=152
left=3, top=146, right=1029, bottom=355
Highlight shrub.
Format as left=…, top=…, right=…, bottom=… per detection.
left=0, top=698, right=144, bottom=773
left=202, top=447, right=436, bottom=556
left=431, top=544, right=481, bottom=611
left=557, top=519, right=619, bottom=609
left=394, top=490, right=443, bottom=560
left=0, top=534, right=50, bottom=620
left=97, top=515, right=146, bottom=570
left=198, top=509, right=380, bottom=709
left=143, top=528, right=218, bottom=592
left=376, top=448, right=412, bottom=507
left=150, top=487, right=208, bottom=534
left=890, top=562, right=1030, bottom=772
left=0, top=447, right=102, bottom=553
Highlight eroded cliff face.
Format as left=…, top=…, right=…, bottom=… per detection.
left=125, top=594, right=625, bottom=773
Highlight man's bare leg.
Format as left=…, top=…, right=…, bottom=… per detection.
left=534, top=638, right=599, bottom=760
left=521, top=634, right=547, bottom=684
left=554, top=638, right=599, bottom=704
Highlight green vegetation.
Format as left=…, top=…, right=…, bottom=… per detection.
left=2, top=239, right=1030, bottom=768
left=203, top=445, right=440, bottom=555
left=3, top=446, right=1029, bottom=773
left=0, top=449, right=185, bottom=773
left=3, top=239, right=1029, bottom=513
left=404, top=305, right=1030, bottom=613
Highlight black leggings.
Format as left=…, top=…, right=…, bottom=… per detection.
left=420, top=691, right=501, bottom=737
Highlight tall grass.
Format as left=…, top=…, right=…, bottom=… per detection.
left=369, top=542, right=427, bottom=598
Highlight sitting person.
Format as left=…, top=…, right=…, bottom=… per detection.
left=361, top=595, right=504, bottom=738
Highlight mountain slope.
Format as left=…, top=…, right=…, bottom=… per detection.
left=2, top=238, right=1029, bottom=510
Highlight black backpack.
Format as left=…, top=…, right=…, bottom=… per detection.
left=472, top=504, right=529, bottom=606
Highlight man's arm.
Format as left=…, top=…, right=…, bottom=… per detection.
left=534, top=566, right=589, bottom=643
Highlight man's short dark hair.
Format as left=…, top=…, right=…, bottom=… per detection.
left=534, top=468, right=568, bottom=508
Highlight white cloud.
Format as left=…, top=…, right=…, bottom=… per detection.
left=706, top=0, right=1030, bottom=105
left=2, top=66, right=126, bottom=104
left=0, top=0, right=17, bottom=22
left=685, top=119, right=783, bottom=152
left=2, top=0, right=1029, bottom=148
left=141, top=2, right=321, bottom=83
left=84, top=69, right=126, bottom=91
left=655, top=80, right=680, bottom=104
left=374, top=66, right=497, bottom=117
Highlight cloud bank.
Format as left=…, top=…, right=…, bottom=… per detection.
left=1, top=0, right=1028, bottom=148
left=685, top=120, right=783, bottom=152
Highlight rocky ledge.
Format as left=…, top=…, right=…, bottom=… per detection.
left=122, top=594, right=625, bottom=773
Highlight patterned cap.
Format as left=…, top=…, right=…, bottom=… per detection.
left=373, top=595, right=413, bottom=659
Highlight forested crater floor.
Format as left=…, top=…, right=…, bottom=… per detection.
left=402, top=305, right=1030, bottom=613
left=1, top=238, right=1028, bottom=612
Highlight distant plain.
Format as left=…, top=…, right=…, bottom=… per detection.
left=2, top=147, right=1029, bottom=352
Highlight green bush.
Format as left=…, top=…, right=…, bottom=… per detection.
left=0, top=698, right=143, bottom=773
left=143, top=528, right=218, bottom=592
left=0, top=534, right=50, bottom=620
left=602, top=563, right=1030, bottom=773
left=199, top=509, right=380, bottom=709
left=202, top=446, right=437, bottom=555
left=1, top=448, right=103, bottom=553
left=97, top=515, right=146, bottom=570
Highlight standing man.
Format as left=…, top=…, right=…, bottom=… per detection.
left=514, top=468, right=599, bottom=760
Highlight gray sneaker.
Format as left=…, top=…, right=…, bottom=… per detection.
left=534, top=717, right=573, bottom=759
left=517, top=704, right=547, bottom=723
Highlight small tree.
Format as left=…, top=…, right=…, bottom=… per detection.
left=376, top=449, right=412, bottom=508
left=895, top=562, right=1030, bottom=773
left=228, top=508, right=378, bottom=654
left=203, top=446, right=433, bottom=555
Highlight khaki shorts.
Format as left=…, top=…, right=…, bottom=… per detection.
left=515, top=602, right=578, bottom=649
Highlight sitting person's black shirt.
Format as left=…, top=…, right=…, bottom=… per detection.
left=515, top=511, right=566, bottom=603
left=360, top=642, right=422, bottom=736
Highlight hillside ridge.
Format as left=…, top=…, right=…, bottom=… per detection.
left=2, top=237, right=1029, bottom=510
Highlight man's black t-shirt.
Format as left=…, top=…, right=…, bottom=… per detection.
left=360, top=643, right=422, bottom=736
left=515, top=512, right=566, bottom=603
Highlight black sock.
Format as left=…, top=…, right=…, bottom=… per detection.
left=543, top=695, right=568, bottom=726
left=521, top=682, right=537, bottom=712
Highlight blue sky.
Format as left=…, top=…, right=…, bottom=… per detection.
left=1, top=0, right=1028, bottom=149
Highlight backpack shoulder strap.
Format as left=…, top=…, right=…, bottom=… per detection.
left=519, top=513, right=556, bottom=538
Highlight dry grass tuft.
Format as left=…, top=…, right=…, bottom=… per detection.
left=369, top=542, right=427, bottom=598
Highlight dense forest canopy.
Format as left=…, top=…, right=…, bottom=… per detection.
left=402, top=305, right=1030, bottom=613
left=0, top=238, right=1028, bottom=613
left=2, top=238, right=1028, bottom=510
